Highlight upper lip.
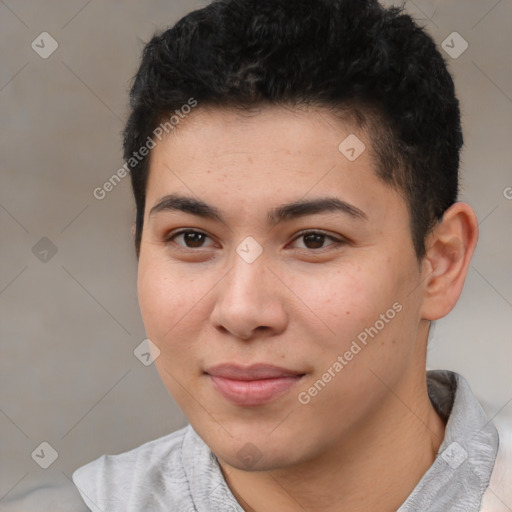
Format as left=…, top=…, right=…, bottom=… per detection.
left=205, top=363, right=305, bottom=380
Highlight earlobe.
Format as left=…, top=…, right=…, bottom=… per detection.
left=420, top=203, right=479, bottom=321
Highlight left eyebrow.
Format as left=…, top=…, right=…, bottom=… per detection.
left=148, top=194, right=368, bottom=224
left=268, top=197, right=368, bottom=225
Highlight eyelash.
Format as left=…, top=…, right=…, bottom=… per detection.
left=164, top=229, right=346, bottom=252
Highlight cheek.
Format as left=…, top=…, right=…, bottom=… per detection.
left=288, top=261, right=395, bottom=349
left=137, top=262, right=175, bottom=337
left=292, top=256, right=416, bottom=391
left=137, top=257, right=205, bottom=404
left=137, top=255, right=204, bottom=343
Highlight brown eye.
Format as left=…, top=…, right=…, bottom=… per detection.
left=291, top=231, right=344, bottom=250
left=303, top=233, right=326, bottom=249
left=183, top=231, right=207, bottom=247
left=166, top=230, right=214, bottom=248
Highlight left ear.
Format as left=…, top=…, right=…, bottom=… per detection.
left=420, top=202, right=479, bottom=321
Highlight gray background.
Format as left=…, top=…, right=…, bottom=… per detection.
left=1, top=0, right=511, bottom=506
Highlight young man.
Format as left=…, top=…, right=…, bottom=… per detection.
left=72, top=0, right=511, bottom=510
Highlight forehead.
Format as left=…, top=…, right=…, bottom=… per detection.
left=153, top=105, right=362, bottom=161
left=145, top=106, right=406, bottom=225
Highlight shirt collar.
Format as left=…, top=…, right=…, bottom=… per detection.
left=398, top=370, right=499, bottom=511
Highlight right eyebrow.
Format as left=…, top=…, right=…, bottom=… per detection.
left=149, top=194, right=223, bottom=222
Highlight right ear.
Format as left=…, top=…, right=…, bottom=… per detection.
left=131, top=223, right=136, bottom=240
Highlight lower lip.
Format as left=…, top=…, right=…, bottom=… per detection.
left=208, top=375, right=303, bottom=406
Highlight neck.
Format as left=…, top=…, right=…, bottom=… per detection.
left=218, top=370, right=446, bottom=512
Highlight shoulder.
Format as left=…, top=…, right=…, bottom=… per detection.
left=72, top=425, right=193, bottom=511
left=0, top=477, right=90, bottom=512
left=480, top=408, right=512, bottom=511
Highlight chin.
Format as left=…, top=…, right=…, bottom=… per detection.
left=216, top=443, right=299, bottom=472
left=199, top=422, right=313, bottom=472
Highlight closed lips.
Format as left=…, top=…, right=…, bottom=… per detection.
left=204, top=363, right=306, bottom=380
left=205, top=364, right=306, bottom=406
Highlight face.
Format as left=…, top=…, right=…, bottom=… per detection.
left=137, top=106, right=429, bottom=471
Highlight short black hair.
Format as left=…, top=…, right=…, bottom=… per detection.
left=123, top=0, right=462, bottom=259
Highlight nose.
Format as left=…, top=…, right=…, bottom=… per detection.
left=209, top=248, right=288, bottom=340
